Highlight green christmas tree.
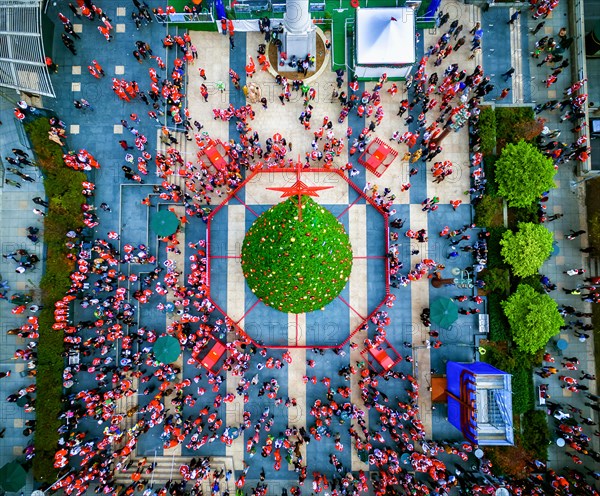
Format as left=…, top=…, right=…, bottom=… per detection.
left=241, top=196, right=353, bottom=313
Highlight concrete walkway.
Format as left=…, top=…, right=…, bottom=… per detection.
left=0, top=91, right=45, bottom=494
left=480, top=0, right=599, bottom=473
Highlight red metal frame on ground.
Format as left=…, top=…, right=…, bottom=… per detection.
left=192, top=336, right=227, bottom=375
left=357, top=137, right=399, bottom=177
left=197, top=138, right=229, bottom=172
left=360, top=338, right=403, bottom=375
left=204, top=165, right=391, bottom=349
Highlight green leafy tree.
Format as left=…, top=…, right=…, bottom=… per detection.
left=500, top=222, right=553, bottom=277
left=495, top=140, right=556, bottom=207
left=501, top=284, right=563, bottom=354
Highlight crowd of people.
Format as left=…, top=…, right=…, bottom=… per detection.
left=1, top=0, right=598, bottom=495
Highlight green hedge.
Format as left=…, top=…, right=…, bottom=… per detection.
left=521, top=410, right=550, bottom=460
left=487, top=227, right=508, bottom=270
left=483, top=155, right=499, bottom=197
left=481, top=268, right=510, bottom=295
left=510, top=202, right=540, bottom=226
left=487, top=293, right=511, bottom=342
left=24, top=117, right=86, bottom=482
left=509, top=365, right=535, bottom=415
left=478, top=106, right=497, bottom=156
left=474, top=195, right=503, bottom=228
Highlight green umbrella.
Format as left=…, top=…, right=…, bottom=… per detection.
left=357, top=449, right=369, bottom=463
left=151, top=210, right=179, bottom=237
left=430, top=297, right=458, bottom=328
left=0, top=461, right=27, bottom=492
left=153, top=335, right=181, bottom=364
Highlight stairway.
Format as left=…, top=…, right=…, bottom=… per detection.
left=113, top=454, right=236, bottom=493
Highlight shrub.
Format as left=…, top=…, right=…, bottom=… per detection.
left=502, top=284, right=563, bottom=354
left=511, top=365, right=535, bottom=414
left=483, top=155, right=499, bottom=196
left=24, top=117, right=85, bottom=482
left=486, top=430, right=531, bottom=479
left=478, top=106, right=497, bottom=156
left=521, top=410, right=551, bottom=461
left=487, top=293, right=511, bottom=342
left=500, top=222, right=553, bottom=278
left=474, top=195, right=503, bottom=228
left=518, top=274, right=545, bottom=294
left=481, top=268, right=510, bottom=295
left=487, top=227, right=508, bottom=270
left=510, top=202, right=540, bottom=226
left=495, top=140, right=557, bottom=208
left=496, top=106, right=536, bottom=149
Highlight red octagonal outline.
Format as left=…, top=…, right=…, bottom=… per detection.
left=205, top=166, right=390, bottom=349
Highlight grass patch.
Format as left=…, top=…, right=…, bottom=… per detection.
left=24, top=117, right=86, bottom=482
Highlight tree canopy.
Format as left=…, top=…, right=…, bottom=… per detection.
left=500, top=222, right=554, bottom=277
left=241, top=196, right=353, bottom=314
left=495, top=140, right=556, bottom=207
left=501, top=284, right=563, bottom=354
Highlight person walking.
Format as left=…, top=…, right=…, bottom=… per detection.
left=32, top=197, right=49, bottom=207
left=12, top=148, right=28, bottom=158
left=530, top=21, right=545, bottom=34
left=566, top=229, right=586, bottom=239
left=61, top=33, right=76, bottom=55
left=501, top=67, right=515, bottom=81
left=496, top=88, right=510, bottom=101
left=563, top=268, right=585, bottom=276
left=547, top=213, right=563, bottom=221
left=507, top=10, right=520, bottom=24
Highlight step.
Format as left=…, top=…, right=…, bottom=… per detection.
left=113, top=455, right=236, bottom=493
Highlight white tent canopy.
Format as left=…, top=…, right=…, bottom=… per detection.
left=355, top=7, right=416, bottom=67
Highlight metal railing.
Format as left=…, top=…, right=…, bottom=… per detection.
left=570, top=0, right=592, bottom=175
left=0, top=1, right=55, bottom=97
left=153, top=9, right=214, bottom=24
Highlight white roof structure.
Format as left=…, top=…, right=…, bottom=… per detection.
left=0, top=0, right=55, bottom=97
left=355, top=7, right=416, bottom=67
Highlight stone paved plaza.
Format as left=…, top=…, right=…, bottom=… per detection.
left=0, top=0, right=598, bottom=494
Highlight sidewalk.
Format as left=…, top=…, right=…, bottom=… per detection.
left=481, top=0, right=598, bottom=473
left=0, top=91, right=44, bottom=494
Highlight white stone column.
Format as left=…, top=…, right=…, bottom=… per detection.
left=282, top=0, right=316, bottom=62
left=284, top=0, right=313, bottom=35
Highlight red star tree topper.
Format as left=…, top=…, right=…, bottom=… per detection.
left=266, top=159, right=333, bottom=220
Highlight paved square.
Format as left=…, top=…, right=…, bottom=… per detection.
left=0, top=1, right=596, bottom=494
